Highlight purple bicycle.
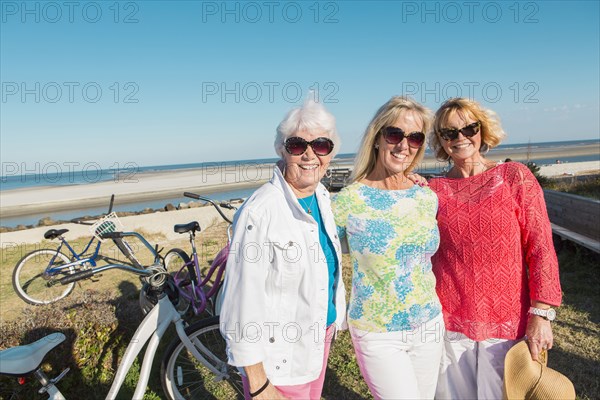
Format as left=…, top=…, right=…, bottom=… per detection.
left=163, top=192, right=236, bottom=318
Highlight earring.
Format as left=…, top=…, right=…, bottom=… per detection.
left=480, top=143, right=489, bottom=154
left=442, top=159, right=452, bottom=173
left=374, top=144, right=379, bottom=149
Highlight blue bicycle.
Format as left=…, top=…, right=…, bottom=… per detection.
left=12, top=195, right=162, bottom=305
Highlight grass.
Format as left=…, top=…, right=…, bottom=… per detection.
left=0, top=226, right=223, bottom=400
left=544, top=176, right=600, bottom=200
left=1, top=213, right=599, bottom=399
left=550, top=242, right=600, bottom=400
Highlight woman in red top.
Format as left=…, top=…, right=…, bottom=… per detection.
left=428, top=98, right=562, bottom=399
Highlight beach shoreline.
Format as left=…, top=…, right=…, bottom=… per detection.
left=1, top=163, right=598, bottom=244
left=0, top=181, right=265, bottom=218
left=1, top=143, right=598, bottom=222
left=0, top=164, right=274, bottom=218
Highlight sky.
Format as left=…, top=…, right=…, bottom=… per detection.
left=1, top=0, right=599, bottom=172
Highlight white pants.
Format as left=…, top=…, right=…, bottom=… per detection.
left=350, top=314, right=444, bottom=400
left=436, top=330, right=518, bottom=400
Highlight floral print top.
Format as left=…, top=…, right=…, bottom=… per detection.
left=332, top=182, right=441, bottom=332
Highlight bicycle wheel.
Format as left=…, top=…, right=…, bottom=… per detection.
left=161, top=316, right=244, bottom=400
left=164, top=248, right=190, bottom=272
left=12, top=249, right=75, bottom=305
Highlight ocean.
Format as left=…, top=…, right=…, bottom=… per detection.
left=1, top=139, right=598, bottom=228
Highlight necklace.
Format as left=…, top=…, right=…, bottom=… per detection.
left=299, top=194, right=316, bottom=215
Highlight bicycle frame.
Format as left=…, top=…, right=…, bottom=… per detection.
left=173, top=242, right=230, bottom=316
left=51, top=193, right=160, bottom=276
left=107, top=295, right=229, bottom=399
left=57, top=232, right=163, bottom=285
left=170, top=191, right=235, bottom=317
left=43, top=226, right=159, bottom=281
left=45, top=237, right=102, bottom=277
left=61, top=235, right=99, bottom=262
left=1, top=287, right=231, bottom=400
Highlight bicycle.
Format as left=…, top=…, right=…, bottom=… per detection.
left=163, top=192, right=236, bottom=318
left=1, top=249, right=243, bottom=399
left=158, top=192, right=243, bottom=398
left=12, top=195, right=162, bottom=305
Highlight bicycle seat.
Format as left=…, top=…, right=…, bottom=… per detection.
left=0, top=333, right=66, bottom=375
left=44, top=229, right=69, bottom=240
left=174, top=221, right=201, bottom=234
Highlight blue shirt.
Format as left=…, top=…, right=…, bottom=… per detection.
left=299, top=194, right=338, bottom=326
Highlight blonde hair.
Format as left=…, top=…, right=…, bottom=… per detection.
left=351, top=96, right=432, bottom=182
left=429, top=97, right=506, bottom=161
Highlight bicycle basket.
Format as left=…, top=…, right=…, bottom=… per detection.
left=90, top=212, right=124, bottom=241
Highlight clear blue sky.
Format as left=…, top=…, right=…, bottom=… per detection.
left=1, top=0, right=599, bottom=169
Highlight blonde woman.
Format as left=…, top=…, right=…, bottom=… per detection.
left=332, top=96, right=442, bottom=399
left=429, top=98, right=562, bottom=399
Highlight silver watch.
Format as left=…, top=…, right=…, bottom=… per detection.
left=528, top=307, right=556, bottom=321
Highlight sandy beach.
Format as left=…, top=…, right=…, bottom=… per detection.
left=0, top=164, right=275, bottom=218
left=414, top=142, right=600, bottom=173
left=2, top=143, right=599, bottom=219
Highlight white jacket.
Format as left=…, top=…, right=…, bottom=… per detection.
left=219, top=165, right=347, bottom=386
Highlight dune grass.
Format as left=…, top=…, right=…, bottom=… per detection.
left=546, top=176, right=600, bottom=200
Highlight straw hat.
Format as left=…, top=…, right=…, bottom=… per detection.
left=503, top=340, right=576, bottom=400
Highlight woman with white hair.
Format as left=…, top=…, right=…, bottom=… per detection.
left=219, top=97, right=347, bottom=400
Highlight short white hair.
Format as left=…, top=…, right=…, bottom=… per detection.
left=274, top=96, right=341, bottom=158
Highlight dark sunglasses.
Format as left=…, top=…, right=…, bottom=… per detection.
left=380, top=126, right=426, bottom=148
left=284, top=136, right=334, bottom=156
left=438, top=121, right=481, bottom=141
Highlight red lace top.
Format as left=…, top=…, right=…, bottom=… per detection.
left=429, top=162, right=562, bottom=341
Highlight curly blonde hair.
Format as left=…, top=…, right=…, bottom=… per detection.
left=429, top=97, right=506, bottom=161
left=351, top=96, right=432, bottom=183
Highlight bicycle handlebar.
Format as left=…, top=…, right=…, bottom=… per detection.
left=70, top=194, right=117, bottom=226
left=108, top=194, right=115, bottom=213
left=219, top=202, right=235, bottom=210
left=70, top=218, right=94, bottom=225
left=183, top=192, right=234, bottom=224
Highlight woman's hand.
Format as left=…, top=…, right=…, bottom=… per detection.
left=525, top=315, right=554, bottom=361
left=406, top=172, right=429, bottom=186
left=245, top=363, right=289, bottom=400
left=253, top=383, right=289, bottom=400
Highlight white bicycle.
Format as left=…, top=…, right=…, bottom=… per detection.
left=1, top=259, right=243, bottom=399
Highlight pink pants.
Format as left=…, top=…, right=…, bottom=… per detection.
left=242, top=325, right=335, bottom=400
